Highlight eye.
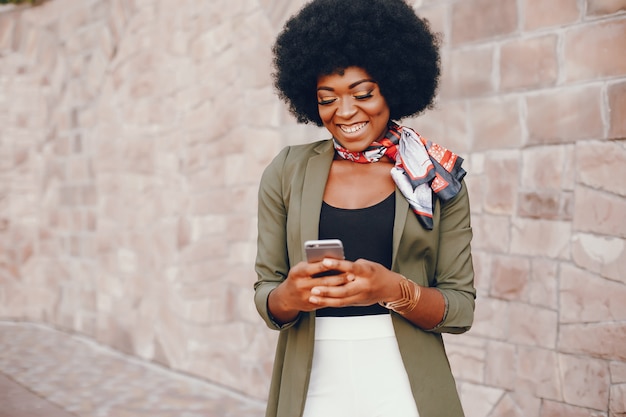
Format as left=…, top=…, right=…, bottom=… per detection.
left=354, top=90, right=374, bottom=100
left=318, top=97, right=336, bottom=105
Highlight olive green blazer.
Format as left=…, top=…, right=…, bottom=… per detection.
left=254, top=139, right=475, bottom=417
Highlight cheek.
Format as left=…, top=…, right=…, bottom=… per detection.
left=363, top=98, right=389, bottom=117
left=368, top=104, right=390, bottom=119
left=318, top=106, right=335, bottom=124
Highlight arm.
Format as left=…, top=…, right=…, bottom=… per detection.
left=414, top=180, right=476, bottom=334
left=254, top=147, right=352, bottom=329
left=254, top=147, right=298, bottom=330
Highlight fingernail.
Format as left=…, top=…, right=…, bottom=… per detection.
left=309, top=296, right=319, bottom=304
left=311, top=288, right=320, bottom=295
left=322, top=258, right=334, bottom=266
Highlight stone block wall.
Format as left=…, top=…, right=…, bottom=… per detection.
left=409, top=1, right=626, bottom=416
left=0, top=0, right=624, bottom=415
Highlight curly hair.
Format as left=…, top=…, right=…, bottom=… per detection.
left=272, top=0, right=441, bottom=126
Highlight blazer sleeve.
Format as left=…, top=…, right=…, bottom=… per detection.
left=253, top=147, right=301, bottom=330
left=430, top=180, right=476, bottom=334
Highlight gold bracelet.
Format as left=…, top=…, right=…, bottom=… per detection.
left=379, top=276, right=421, bottom=315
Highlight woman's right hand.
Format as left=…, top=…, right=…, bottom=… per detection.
left=267, top=260, right=353, bottom=324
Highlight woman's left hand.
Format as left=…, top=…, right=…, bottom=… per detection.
left=308, top=258, right=403, bottom=307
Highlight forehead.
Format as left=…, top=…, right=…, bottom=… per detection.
left=317, top=66, right=375, bottom=89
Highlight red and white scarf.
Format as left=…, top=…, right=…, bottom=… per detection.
left=333, top=122, right=466, bottom=230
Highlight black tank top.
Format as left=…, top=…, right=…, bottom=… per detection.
left=316, top=192, right=395, bottom=317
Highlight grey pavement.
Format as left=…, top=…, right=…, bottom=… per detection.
left=0, top=322, right=266, bottom=417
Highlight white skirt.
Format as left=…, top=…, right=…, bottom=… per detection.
left=303, top=314, right=420, bottom=417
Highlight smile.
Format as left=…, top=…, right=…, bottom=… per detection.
left=339, top=122, right=367, bottom=133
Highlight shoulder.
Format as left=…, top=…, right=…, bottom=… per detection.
left=437, top=179, right=472, bottom=232
left=264, top=139, right=333, bottom=172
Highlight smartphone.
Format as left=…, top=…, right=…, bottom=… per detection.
left=304, top=239, right=345, bottom=262
left=304, top=239, right=345, bottom=277
left=304, top=239, right=345, bottom=278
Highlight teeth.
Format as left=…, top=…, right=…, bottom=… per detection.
left=340, top=122, right=367, bottom=133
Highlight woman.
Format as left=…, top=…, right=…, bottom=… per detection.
left=254, top=1, right=476, bottom=416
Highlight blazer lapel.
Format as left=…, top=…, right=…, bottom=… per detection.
left=392, top=189, right=409, bottom=271
left=299, top=141, right=335, bottom=258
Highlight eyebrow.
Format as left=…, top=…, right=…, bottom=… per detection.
left=317, top=78, right=376, bottom=92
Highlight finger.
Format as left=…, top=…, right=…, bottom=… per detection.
left=321, top=258, right=352, bottom=271
left=289, top=261, right=317, bottom=279
left=350, top=258, right=378, bottom=277
left=310, top=281, right=355, bottom=298
left=309, top=293, right=362, bottom=307
left=308, top=258, right=352, bottom=278
left=312, top=274, right=352, bottom=287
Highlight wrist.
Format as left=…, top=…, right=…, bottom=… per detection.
left=380, top=273, right=404, bottom=303
left=378, top=275, right=422, bottom=315
left=268, top=285, right=300, bottom=324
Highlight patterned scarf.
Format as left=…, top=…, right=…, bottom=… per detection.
left=333, top=122, right=466, bottom=230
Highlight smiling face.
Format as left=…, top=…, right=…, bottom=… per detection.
left=317, top=67, right=391, bottom=152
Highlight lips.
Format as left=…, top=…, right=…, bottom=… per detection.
left=339, top=122, right=367, bottom=133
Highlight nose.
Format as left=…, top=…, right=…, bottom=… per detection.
left=336, top=98, right=357, bottom=119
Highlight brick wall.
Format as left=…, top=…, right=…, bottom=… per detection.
left=0, top=0, right=624, bottom=415
left=410, top=1, right=626, bottom=416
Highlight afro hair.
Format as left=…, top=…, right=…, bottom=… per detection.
left=272, top=0, right=441, bottom=126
